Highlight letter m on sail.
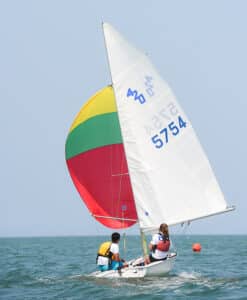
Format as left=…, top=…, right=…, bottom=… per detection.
left=126, top=88, right=146, bottom=104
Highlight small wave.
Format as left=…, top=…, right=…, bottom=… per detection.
left=36, top=276, right=57, bottom=284
left=178, top=271, right=202, bottom=280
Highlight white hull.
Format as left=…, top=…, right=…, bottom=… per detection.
left=90, top=253, right=176, bottom=278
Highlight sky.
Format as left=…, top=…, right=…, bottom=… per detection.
left=0, top=0, right=246, bottom=237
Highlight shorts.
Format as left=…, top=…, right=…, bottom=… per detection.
left=110, top=260, right=123, bottom=270
left=149, top=254, right=167, bottom=263
left=98, top=264, right=110, bottom=272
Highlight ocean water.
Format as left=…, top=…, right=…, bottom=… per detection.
left=0, top=235, right=246, bottom=299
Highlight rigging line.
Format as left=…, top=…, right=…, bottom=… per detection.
left=109, top=143, right=114, bottom=217
left=120, top=185, right=127, bottom=260
left=170, top=226, right=178, bottom=252
left=181, top=221, right=191, bottom=236
left=183, top=221, right=192, bottom=239
left=116, top=147, right=125, bottom=219
left=121, top=199, right=127, bottom=260
left=122, top=229, right=127, bottom=259
left=171, top=223, right=184, bottom=252
left=172, top=221, right=191, bottom=252
left=92, top=214, right=137, bottom=222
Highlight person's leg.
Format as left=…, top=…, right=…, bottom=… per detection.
left=110, top=260, right=123, bottom=270
left=98, top=265, right=109, bottom=272
left=149, top=254, right=156, bottom=263
left=149, top=254, right=167, bottom=263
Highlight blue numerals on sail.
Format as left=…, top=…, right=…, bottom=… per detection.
left=151, top=116, right=187, bottom=148
left=144, top=76, right=154, bottom=97
left=127, top=76, right=154, bottom=104
left=127, top=88, right=146, bottom=104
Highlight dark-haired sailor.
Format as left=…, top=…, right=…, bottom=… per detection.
left=96, top=232, right=127, bottom=271
left=149, top=223, right=171, bottom=263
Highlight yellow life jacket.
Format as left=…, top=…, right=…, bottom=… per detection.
left=97, top=241, right=112, bottom=257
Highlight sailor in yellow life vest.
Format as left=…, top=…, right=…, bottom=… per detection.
left=96, top=232, right=127, bottom=272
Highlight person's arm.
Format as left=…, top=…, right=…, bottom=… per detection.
left=149, top=234, right=158, bottom=251
left=110, top=244, right=122, bottom=261
left=114, top=253, right=121, bottom=262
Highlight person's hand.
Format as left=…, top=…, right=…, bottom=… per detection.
left=123, top=262, right=128, bottom=267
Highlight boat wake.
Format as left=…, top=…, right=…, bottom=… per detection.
left=34, top=270, right=246, bottom=299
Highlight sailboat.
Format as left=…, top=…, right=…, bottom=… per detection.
left=65, top=23, right=235, bottom=278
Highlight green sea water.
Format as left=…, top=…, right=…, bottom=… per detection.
left=0, top=235, right=246, bottom=299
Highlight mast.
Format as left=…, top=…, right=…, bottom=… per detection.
left=140, top=229, right=148, bottom=259
left=102, top=23, right=147, bottom=256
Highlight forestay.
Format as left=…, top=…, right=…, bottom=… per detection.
left=103, top=23, right=233, bottom=232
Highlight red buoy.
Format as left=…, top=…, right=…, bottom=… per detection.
left=192, top=243, right=202, bottom=252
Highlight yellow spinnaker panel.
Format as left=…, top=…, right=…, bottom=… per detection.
left=69, top=86, right=117, bottom=133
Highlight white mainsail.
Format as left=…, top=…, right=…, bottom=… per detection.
left=103, top=23, right=234, bottom=232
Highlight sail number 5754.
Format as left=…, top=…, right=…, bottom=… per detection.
left=151, top=116, right=187, bottom=149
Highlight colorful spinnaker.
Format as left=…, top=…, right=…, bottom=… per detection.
left=65, top=86, right=137, bottom=229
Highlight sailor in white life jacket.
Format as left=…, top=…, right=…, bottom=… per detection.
left=149, top=223, right=171, bottom=263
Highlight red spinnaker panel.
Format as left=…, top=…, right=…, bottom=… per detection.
left=66, top=144, right=137, bottom=228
